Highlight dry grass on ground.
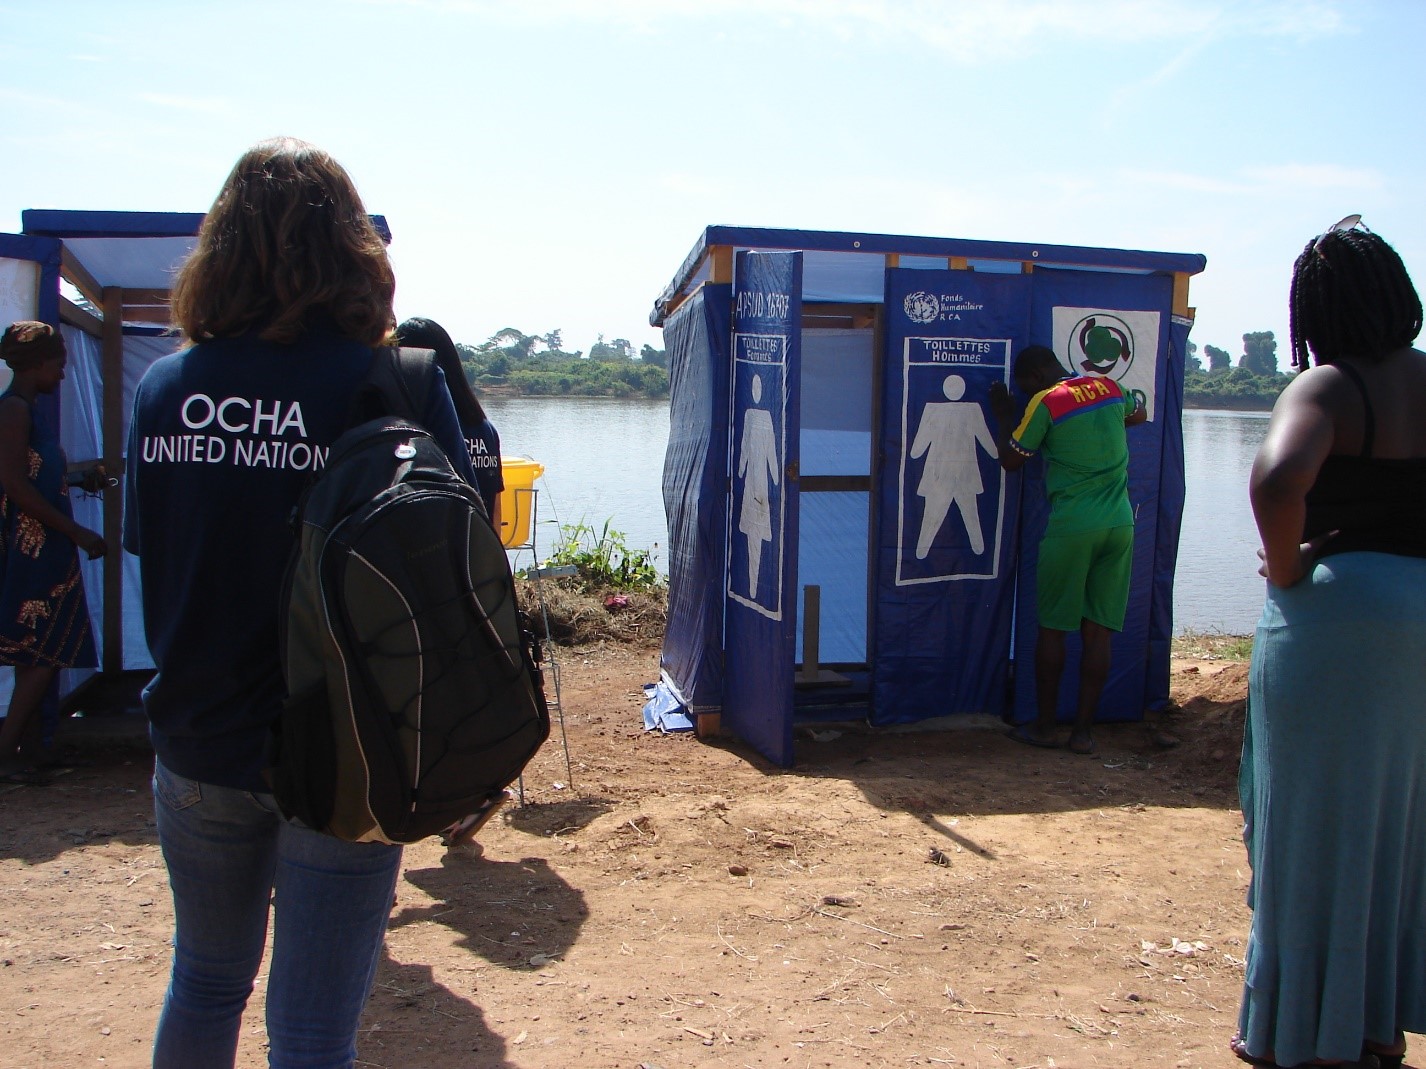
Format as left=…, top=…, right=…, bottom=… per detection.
left=1171, top=630, right=1254, bottom=662
left=515, top=578, right=666, bottom=648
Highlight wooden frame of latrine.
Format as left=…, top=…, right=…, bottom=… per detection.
left=661, top=244, right=1195, bottom=323
left=55, top=254, right=173, bottom=676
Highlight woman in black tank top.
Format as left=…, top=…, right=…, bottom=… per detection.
left=1253, top=223, right=1426, bottom=584
left=1233, top=221, right=1426, bottom=1069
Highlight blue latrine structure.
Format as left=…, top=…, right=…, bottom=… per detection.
left=644, top=226, right=1206, bottom=767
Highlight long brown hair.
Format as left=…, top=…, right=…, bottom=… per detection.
left=171, top=137, right=395, bottom=346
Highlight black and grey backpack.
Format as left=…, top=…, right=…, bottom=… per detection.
left=270, top=347, right=549, bottom=843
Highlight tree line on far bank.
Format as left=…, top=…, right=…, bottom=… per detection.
left=452, top=323, right=1295, bottom=409
left=1184, top=331, right=1293, bottom=409
left=456, top=327, right=669, bottom=398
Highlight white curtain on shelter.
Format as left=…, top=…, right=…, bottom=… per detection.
left=59, top=325, right=173, bottom=679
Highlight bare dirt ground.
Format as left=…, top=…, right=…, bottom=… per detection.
left=1, top=644, right=1419, bottom=1069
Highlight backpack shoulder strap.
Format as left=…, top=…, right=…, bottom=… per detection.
left=358, top=346, right=439, bottom=424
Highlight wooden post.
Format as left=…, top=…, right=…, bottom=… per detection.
left=61, top=247, right=104, bottom=310
left=100, top=288, right=125, bottom=675
left=1172, top=272, right=1191, bottom=317
left=709, top=246, right=733, bottom=284
left=799, top=585, right=822, bottom=682
left=796, top=585, right=848, bottom=687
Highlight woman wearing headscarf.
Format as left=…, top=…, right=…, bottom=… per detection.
left=0, top=322, right=105, bottom=784
left=1233, top=219, right=1426, bottom=1068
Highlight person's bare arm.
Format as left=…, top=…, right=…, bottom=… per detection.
left=1250, top=371, right=1337, bottom=587
left=988, top=382, right=1028, bottom=472
left=0, top=398, right=107, bottom=559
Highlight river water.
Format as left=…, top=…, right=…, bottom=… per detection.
left=485, top=397, right=1271, bottom=636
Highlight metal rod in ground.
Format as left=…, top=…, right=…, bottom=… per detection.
left=523, top=488, right=573, bottom=791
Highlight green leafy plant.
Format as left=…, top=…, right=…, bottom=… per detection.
left=540, top=519, right=662, bottom=592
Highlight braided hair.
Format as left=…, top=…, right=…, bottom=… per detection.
left=1288, top=226, right=1422, bottom=368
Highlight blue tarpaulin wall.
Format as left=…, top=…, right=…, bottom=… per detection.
left=653, top=285, right=731, bottom=721
left=723, top=251, right=802, bottom=766
left=1148, top=314, right=1194, bottom=710
left=874, top=269, right=1030, bottom=725
left=649, top=226, right=1202, bottom=764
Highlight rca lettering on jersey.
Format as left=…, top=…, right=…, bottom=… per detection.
left=138, top=393, right=329, bottom=472
left=1041, top=375, right=1120, bottom=421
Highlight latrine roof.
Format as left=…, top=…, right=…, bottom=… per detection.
left=651, top=224, right=1208, bottom=327
left=21, top=209, right=391, bottom=324
left=23, top=210, right=203, bottom=296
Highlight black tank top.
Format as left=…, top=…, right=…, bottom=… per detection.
left=1302, top=360, right=1426, bottom=558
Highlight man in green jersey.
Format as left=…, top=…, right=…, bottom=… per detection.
left=989, top=344, right=1146, bottom=754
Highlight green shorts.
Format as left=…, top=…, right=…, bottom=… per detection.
left=1036, top=525, right=1134, bottom=632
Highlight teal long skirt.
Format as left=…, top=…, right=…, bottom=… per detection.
left=1237, top=552, right=1426, bottom=1066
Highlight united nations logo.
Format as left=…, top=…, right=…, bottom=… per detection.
left=903, top=291, right=940, bottom=324
left=1069, top=313, right=1134, bottom=379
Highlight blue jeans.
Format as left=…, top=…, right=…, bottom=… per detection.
left=151, top=760, right=403, bottom=1069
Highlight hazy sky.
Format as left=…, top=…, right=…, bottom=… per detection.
left=3, top=0, right=1421, bottom=364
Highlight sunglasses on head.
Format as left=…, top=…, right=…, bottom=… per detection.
left=1314, top=213, right=1369, bottom=252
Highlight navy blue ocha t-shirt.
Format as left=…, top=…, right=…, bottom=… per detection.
left=463, top=415, right=504, bottom=520
left=123, top=332, right=476, bottom=791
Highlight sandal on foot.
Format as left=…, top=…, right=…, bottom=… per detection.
left=1364, top=1034, right=1406, bottom=1069
left=1068, top=728, right=1096, bottom=755
left=1148, top=723, right=1180, bottom=749
left=1230, top=1034, right=1278, bottom=1067
left=1005, top=724, right=1059, bottom=749
left=1232, top=1032, right=1388, bottom=1068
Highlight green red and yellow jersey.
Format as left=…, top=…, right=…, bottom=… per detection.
left=1009, top=375, right=1133, bottom=535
